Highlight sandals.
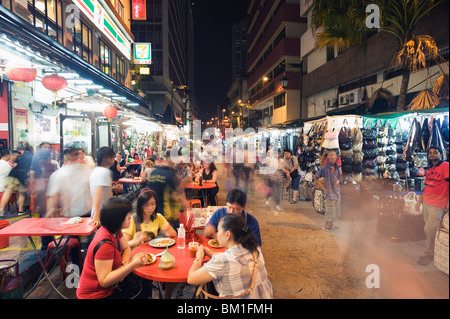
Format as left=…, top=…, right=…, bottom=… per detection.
left=290, top=200, right=297, bottom=204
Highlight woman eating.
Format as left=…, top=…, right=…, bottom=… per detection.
left=76, top=197, right=151, bottom=299
left=187, top=214, right=273, bottom=299
left=122, top=188, right=177, bottom=247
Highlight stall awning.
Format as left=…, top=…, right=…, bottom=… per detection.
left=362, top=106, right=449, bottom=128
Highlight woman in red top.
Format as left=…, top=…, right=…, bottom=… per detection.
left=76, top=197, right=149, bottom=299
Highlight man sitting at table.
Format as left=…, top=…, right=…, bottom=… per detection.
left=204, top=188, right=262, bottom=246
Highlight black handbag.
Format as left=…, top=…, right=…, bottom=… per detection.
left=363, top=159, right=377, bottom=168
left=385, top=155, right=397, bottom=164
left=363, top=148, right=379, bottom=159
left=362, top=128, right=377, bottom=140
left=341, top=156, right=353, bottom=166
left=396, top=161, right=409, bottom=171
left=363, top=139, right=378, bottom=149
left=340, top=141, right=353, bottom=150
left=342, top=164, right=353, bottom=174
left=352, top=163, right=363, bottom=173
left=362, top=167, right=377, bottom=176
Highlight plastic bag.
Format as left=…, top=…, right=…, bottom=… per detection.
left=403, top=191, right=422, bottom=215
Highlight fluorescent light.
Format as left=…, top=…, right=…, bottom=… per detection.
left=127, top=103, right=139, bottom=106
left=112, top=96, right=127, bottom=100
left=98, top=89, right=113, bottom=94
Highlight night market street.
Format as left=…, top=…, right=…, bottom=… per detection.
left=2, top=163, right=448, bottom=299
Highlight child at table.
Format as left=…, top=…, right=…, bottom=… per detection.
left=122, top=188, right=177, bottom=248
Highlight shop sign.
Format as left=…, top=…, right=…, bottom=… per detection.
left=132, top=0, right=147, bottom=20
left=139, top=67, right=150, bottom=75
left=133, top=43, right=152, bottom=65
left=72, top=0, right=132, bottom=60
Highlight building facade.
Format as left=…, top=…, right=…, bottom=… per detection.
left=131, top=0, right=197, bottom=125
left=245, top=0, right=307, bottom=127
left=1, top=0, right=149, bottom=157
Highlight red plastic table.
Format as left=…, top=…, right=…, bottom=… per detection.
left=118, top=177, right=145, bottom=193
left=184, top=182, right=217, bottom=207
left=132, top=235, right=225, bottom=298
left=0, top=217, right=98, bottom=298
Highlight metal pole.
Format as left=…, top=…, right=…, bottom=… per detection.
left=299, top=57, right=303, bottom=127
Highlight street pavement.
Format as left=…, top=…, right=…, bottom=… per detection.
left=1, top=163, right=448, bottom=299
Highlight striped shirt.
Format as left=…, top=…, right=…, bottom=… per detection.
left=201, top=245, right=273, bottom=299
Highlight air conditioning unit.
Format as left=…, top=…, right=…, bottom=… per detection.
left=326, top=98, right=337, bottom=108
left=348, top=89, right=364, bottom=105
left=338, top=93, right=349, bottom=106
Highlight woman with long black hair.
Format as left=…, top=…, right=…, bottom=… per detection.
left=188, top=214, right=273, bottom=299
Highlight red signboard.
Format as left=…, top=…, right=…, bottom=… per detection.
left=132, top=0, right=146, bottom=20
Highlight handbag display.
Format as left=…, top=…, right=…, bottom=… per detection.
left=362, top=128, right=377, bottom=140
left=363, top=148, right=379, bottom=159
left=353, top=151, right=364, bottom=164
left=363, top=139, right=378, bottom=149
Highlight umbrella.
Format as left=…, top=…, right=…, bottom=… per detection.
left=433, top=74, right=449, bottom=99
left=408, top=89, right=440, bottom=110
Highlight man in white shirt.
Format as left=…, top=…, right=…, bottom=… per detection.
left=46, top=148, right=93, bottom=218
left=90, top=147, right=115, bottom=225
left=0, top=149, right=12, bottom=193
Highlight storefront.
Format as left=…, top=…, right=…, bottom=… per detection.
left=0, top=4, right=149, bottom=160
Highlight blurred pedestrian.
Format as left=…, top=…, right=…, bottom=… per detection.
left=0, top=144, right=33, bottom=216
left=282, top=149, right=300, bottom=204
left=90, top=147, right=115, bottom=225
left=46, top=147, right=93, bottom=218
left=314, top=149, right=342, bottom=231
left=188, top=213, right=273, bottom=299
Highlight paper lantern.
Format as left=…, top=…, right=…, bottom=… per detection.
left=42, top=74, right=68, bottom=110
left=103, top=105, right=117, bottom=122
left=5, top=65, right=37, bottom=83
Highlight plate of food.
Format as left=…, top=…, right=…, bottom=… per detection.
left=208, top=239, right=222, bottom=248
left=144, top=253, right=156, bottom=265
left=149, top=237, right=175, bottom=248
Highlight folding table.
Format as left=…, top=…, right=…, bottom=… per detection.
left=0, top=217, right=98, bottom=298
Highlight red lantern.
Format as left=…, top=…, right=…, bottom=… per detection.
left=103, top=105, right=117, bottom=122
left=42, top=74, right=68, bottom=110
left=5, top=65, right=37, bottom=83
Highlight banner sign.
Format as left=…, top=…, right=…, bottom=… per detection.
left=132, top=0, right=147, bottom=20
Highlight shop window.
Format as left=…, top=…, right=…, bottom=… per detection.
left=1, top=0, right=12, bottom=10
left=13, top=0, right=63, bottom=44
left=116, top=55, right=125, bottom=83
left=274, top=92, right=285, bottom=109
left=99, top=40, right=111, bottom=76
left=72, top=18, right=92, bottom=63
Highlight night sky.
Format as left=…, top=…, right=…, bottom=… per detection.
left=192, top=0, right=248, bottom=119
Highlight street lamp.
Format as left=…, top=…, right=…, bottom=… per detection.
left=280, top=76, right=289, bottom=89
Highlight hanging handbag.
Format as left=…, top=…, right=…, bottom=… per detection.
left=362, top=128, right=377, bottom=140
left=362, top=167, right=377, bottom=176
left=353, top=151, right=364, bottom=164
left=385, top=155, right=397, bottom=164
left=322, top=131, right=339, bottom=149
left=341, top=156, right=353, bottom=166
left=341, top=149, right=353, bottom=158
left=363, top=158, right=378, bottom=168
left=363, top=139, right=378, bottom=149
left=352, top=163, right=363, bottom=173
left=342, top=164, right=353, bottom=174
left=363, top=148, right=379, bottom=159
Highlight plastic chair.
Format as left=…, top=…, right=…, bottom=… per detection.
left=188, top=199, right=201, bottom=208
left=45, top=237, right=82, bottom=281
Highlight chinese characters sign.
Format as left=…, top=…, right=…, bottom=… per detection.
left=132, top=0, right=147, bottom=20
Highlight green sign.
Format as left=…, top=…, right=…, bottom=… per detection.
left=133, top=43, right=152, bottom=65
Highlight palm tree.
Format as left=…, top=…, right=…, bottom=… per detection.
left=311, top=0, right=444, bottom=111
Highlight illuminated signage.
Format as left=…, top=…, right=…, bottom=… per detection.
left=72, top=0, right=132, bottom=60
left=132, top=0, right=147, bottom=20
left=133, top=43, right=152, bottom=65
left=139, top=67, right=150, bottom=75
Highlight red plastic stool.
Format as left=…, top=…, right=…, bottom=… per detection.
left=0, top=192, right=18, bottom=213
left=45, top=238, right=82, bottom=281
left=188, top=199, right=201, bottom=208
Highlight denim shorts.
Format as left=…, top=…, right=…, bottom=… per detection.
left=291, top=176, right=300, bottom=190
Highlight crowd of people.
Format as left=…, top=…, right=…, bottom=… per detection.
left=1, top=139, right=447, bottom=299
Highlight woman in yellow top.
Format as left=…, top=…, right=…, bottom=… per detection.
left=123, top=188, right=177, bottom=247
